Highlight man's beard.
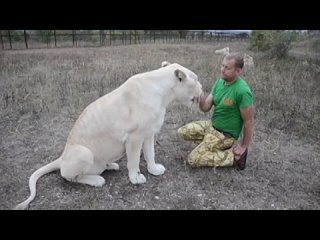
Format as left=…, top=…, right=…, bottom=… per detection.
left=222, top=76, right=228, bottom=81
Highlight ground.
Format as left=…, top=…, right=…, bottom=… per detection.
left=0, top=41, right=319, bottom=210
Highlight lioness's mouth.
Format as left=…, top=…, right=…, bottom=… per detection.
left=191, top=96, right=199, bottom=104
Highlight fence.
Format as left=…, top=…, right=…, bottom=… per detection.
left=0, top=30, right=250, bottom=50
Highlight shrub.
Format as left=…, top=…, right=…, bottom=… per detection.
left=271, top=31, right=300, bottom=58
left=249, top=30, right=276, bottom=51
left=250, top=30, right=303, bottom=59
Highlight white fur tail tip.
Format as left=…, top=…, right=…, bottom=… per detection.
left=161, top=61, right=170, bottom=67
left=14, top=201, right=30, bottom=210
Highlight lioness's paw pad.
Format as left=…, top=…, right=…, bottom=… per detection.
left=129, top=173, right=146, bottom=184
left=148, top=164, right=166, bottom=176
left=106, top=163, right=119, bottom=170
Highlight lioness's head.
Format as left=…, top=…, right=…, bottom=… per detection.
left=169, top=63, right=202, bottom=107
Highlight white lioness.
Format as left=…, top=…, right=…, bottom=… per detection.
left=15, top=61, right=202, bottom=210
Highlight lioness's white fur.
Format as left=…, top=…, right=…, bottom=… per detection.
left=15, top=61, right=202, bottom=210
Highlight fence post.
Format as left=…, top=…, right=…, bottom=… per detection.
left=54, top=30, right=57, bottom=47
left=102, top=30, right=106, bottom=46
left=23, top=30, right=28, bottom=49
left=72, top=30, right=75, bottom=47
left=0, top=30, right=4, bottom=50
left=8, top=30, right=12, bottom=49
left=109, top=30, right=112, bottom=45
left=75, top=30, right=77, bottom=47
left=105, top=30, right=107, bottom=46
left=47, top=31, right=50, bottom=48
left=134, top=30, right=137, bottom=44
left=100, top=30, right=106, bottom=47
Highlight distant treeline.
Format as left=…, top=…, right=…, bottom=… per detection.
left=0, top=30, right=251, bottom=50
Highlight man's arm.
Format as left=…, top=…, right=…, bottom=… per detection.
left=199, top=92, right=213, bottom=112
left=240, top=106, right=254, bottom=148
left=233, top=106, right=254, bottom=156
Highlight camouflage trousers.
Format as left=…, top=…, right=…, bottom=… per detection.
left=177, top=120, right=235, bottom=168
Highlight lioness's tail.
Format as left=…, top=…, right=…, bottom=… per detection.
left=14, top=157, right=62, bottom=210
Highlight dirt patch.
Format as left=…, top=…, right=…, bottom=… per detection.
left=1, top=106, right=319, bottom=210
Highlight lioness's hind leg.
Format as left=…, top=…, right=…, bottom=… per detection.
left=60, top=144, right=106, bottom=187
left=74, top=175, right=105, bottom=187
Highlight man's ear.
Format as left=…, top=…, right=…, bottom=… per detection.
left=174, top=69, right=186, bottom=82
left=236, top=67, right=243, bottom=75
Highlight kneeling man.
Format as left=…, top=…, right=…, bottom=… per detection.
left=178, top=53, right=254, bottom=170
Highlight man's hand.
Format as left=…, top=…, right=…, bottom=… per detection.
left=233, top=143, right=247, bottom=160
left=199, top=90, right=204, bottom=101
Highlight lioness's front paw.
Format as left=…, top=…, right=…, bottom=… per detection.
left=106, top=162, right=119, bottom=170
left=129, top=172, right=146, bottom=184
left=148, top=164, right=166, bottom=176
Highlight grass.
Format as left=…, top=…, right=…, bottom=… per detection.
left=0, top=41, right=319, bottom=210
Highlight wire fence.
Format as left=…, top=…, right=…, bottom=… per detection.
left=0, top=30, right=250, bottom=50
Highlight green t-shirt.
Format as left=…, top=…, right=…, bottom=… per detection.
left=210, top=76, right=253, bottom=139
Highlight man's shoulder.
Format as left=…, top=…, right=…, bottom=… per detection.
left=237, top=76, right=248, bottom=84
left=237, top=77, right=252, bottom=91
left=215, top=78, right=224, bottom=83
left=212, top=78, right=223, bottom=89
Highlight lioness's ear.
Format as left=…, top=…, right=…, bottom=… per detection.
left=161, top=61, right=170, bottom=67
left=174, top=69, right=186, bottom=82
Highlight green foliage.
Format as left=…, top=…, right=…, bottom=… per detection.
left=250, top=30, right=276, bottom=51
left=311, top=38, right=320, bottom=52
left=250, top=30, right=304, bottom=59
left=0, top=30, right=23, bottom=41
left=271, top=31, right=300, bottom=58
left=178, top=30, right=188, bottom=38
left=35, top=30, right=54, bottom=43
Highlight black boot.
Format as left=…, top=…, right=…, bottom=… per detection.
left=234, top=148, right=248, bottom=170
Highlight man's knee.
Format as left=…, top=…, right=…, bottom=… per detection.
left=187, top=145, right=234, bottom=168
left=178, top=121, right=211, bottom=139
left=177, top=122, right=199, bottom=141
left=177, top=125, right=183, bottom=135
left=177, top=126, right=187, bottom=139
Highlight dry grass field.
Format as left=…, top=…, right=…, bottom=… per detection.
left=0, top=41, right=319, bottom=210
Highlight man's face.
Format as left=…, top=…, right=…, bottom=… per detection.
left=220, top=58, right=240, bottom=82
